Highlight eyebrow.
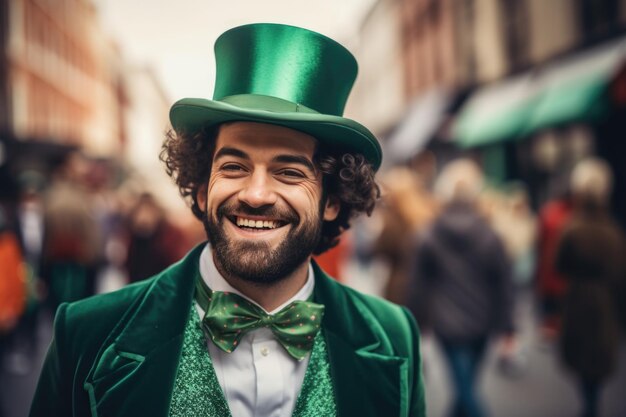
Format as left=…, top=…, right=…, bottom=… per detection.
left=214, top=147, right=316, bottom=173
left=213, top=147, right=249, bottom=161
left=272, top=155, right=316, bottom=173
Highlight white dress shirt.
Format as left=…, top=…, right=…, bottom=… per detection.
left=196, top=244, right=314, bottom=417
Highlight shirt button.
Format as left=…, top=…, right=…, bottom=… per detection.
left=260, top=346, right=270, bottom=356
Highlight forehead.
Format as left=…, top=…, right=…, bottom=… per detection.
left=215, top=122, right=318, bottom=157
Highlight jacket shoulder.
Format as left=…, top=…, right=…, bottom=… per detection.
left=65, top=278, right=153, bottom=323
left=342, top=281, right=410, bottom=320
left=57, top=278, right=154, bottom=352
left=323, top=276, right=420, bottom=353
left=57, top=245, right=202, bottom=350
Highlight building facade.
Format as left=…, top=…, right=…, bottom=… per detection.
left=451, top=0, right=626, bottom=219
left=400, top=0, right=460, bottom=96
left=4, top=0, right=124, bottom=156
left=345, top=0, right=406, bottom=137
left=356, top=0, right=626, bottom=219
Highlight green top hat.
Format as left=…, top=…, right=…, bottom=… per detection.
left=169, top=23, right=382, bottom=170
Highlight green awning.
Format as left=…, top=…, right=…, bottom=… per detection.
left=453, top=74, right=542, bottom=148
left=524, top=74, right=608, bottom=133
left=524, top=38, right=626, bottom=133
left=454, top=36, right=626, bottom=148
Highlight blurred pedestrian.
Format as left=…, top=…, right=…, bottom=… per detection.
left=374, top=166, right=437, bottom=305
left=409, top=159, right=515, bottom=417
left=41, top=151, right=100, bottom=311
left=16, top=171, right=46, bottom=276
left=124, top=192, right=188, bottom=282
left=0, top=206, right=26, bottom=372
left=488, top=184, right=537, bottom=288
left=535, top=188, right=573, bottom=341
left=555, top=158, right=625, bottom=417
left=5, top=172, right=48, bottom=375
left=483, top=184, right=537, bottom=377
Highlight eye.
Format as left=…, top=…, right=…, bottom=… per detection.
left=219, top=163, right=247, bottom=175
left=221, top=163, right=245, bottom=172
left=278, top=169, right=306, bottom=179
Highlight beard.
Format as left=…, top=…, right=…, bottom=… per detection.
left=202, top=200, right=323, bottom=285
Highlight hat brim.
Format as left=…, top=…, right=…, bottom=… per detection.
left=169, top=98, right=382, bottom=171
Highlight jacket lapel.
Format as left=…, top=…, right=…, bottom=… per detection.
left=313, top=263, right=409, bottom=417
left=83, top=245, right=203, bottom=417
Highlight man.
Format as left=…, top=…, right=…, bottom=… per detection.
left=30, top=23, right=425, bottom=417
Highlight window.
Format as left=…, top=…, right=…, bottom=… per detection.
left=501, top=0, right=529, bottom=73
left=578, top=0, right=621, bottom=40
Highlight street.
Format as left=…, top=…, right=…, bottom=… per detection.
left=423, top=291, right=626, bottom=417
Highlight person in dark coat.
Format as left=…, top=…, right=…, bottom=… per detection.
left=409, top=159, right=515, bottom=417
left=556, top=157, right=625, bottom=417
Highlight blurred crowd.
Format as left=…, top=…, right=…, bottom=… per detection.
left=0, top=150, right=197, bottom=377
left=1, top=150, right=626, bottom=417
left=366, top=156, right=625, bottom=417
left=317, top=154, right=625, bottom=417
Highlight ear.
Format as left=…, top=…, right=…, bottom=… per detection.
left=196, top=183, right=208, bottom=212
left=323, top=195, right=340, bottom=221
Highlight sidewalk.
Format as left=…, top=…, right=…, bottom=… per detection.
left=0, top=309, right=53, bottom=417
left=423, top=291, right=626, bottom=417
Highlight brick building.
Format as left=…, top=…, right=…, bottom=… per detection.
left=3, top=0, right=124, bottom=156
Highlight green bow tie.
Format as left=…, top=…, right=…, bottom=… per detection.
left=195, top=275, right=325, bottom=361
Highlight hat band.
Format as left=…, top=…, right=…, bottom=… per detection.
left=219, top=94, right=319, bottom=115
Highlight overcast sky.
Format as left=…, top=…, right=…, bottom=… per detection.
left=93, top=0, right=375, bottom=101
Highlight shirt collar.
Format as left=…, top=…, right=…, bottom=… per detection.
left=198, top=243, right=315, bottom=315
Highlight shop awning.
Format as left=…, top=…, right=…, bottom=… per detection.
left=452, top=73, right=541, bottom=148
left=524, top=36, right=626, bottom=133
left=453, top=36, right=626, bottom=148
left=386, top=89, right=450, bottom=162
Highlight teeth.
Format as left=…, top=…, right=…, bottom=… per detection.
left=236, top=217, right=278, bottom=229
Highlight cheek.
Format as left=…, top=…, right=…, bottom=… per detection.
left=206, top=174, right=236, bottom=214
left=206, top=174, right=220, bottom=198
left=283, top=182, right=324, bottom=220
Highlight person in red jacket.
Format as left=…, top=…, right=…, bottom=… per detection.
left=535, top=193, right=573, bottom=339
left=0, top=207, right=26, bottom=374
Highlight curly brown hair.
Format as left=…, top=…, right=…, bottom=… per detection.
left=160, top=125, right=380, bottom=254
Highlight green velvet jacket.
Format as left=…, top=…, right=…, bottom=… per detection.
left=30, top=244, right=425, bottom=417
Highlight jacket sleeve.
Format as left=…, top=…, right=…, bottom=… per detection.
left=29, top=303, right=71, bottom=417
left=402, top=307, right=426, bottom=417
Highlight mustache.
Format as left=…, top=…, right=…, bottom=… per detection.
left=216, top=201, right=299, bottom=223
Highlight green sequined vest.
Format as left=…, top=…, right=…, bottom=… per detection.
left=169, top=307, right=337, bottom=417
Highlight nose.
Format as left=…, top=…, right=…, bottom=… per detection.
left=237, top=169, right=278, bottom=208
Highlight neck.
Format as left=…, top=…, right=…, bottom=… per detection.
left=212, top=254, right=311, bottom=312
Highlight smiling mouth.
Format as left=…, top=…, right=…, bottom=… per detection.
left=232, top=216, right=287, bottom=230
